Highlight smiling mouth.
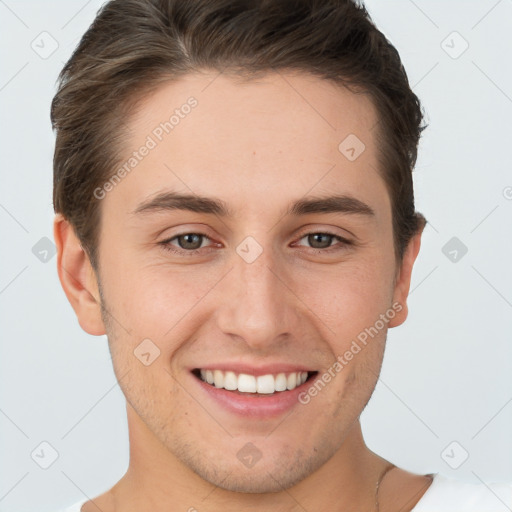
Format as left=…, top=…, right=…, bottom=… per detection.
left=192, top=369, right=318, bottom=395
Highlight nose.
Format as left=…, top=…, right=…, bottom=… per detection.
left=214, top=242, right=300, bottom=351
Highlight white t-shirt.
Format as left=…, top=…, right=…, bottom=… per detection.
left=58, top=473, right=512, bottom=511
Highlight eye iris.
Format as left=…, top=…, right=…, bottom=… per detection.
left=308, top=233, right=332, bottom=249
left=178, top=234, right=203, bottom=250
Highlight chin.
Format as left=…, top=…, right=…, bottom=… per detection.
left=178, top=443, right=329, bottom=494
left=194, top=464, right=310, bottom=494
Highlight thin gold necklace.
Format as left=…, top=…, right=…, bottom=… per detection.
left=375, top=465, right=434, bottom=512
left=374, top=463, right=396, bottom=512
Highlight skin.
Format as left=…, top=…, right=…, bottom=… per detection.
left=54, top=71, right=431, bottom=512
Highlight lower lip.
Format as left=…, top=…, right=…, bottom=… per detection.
left=192, top=373, right=315, bottom=418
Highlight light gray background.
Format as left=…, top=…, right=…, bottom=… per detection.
left=1, top=1, right=511, bottom=511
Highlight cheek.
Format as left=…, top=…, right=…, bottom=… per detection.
left=294, top=257, right=395, bottom=347
left=104, top=262, right=223, bottom=343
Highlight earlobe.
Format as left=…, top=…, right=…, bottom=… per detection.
left=53, top=214, right=106, bottom=336
left=388, top=229, right=424, bottom=328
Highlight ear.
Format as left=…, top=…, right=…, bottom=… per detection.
left=388, top=226, right=424, bottom=328
left=53, top=214, right=106, bottom=336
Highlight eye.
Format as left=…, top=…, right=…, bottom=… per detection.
left=159, top=232, right=214, bottom=255
left=295, top=232, right=352, bottom=253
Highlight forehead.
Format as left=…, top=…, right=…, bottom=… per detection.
left=109, top=71, right=389, bottom=222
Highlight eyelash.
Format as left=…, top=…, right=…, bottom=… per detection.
left=158, top=231, right=352, bottom=256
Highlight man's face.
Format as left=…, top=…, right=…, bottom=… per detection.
left=93, top=71, right=404, bottom=492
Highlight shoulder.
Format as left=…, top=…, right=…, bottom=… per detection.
left=412, top=473, right=512, bottom=512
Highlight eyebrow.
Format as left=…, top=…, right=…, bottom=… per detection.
left=132, top=191, right=375, bottom=218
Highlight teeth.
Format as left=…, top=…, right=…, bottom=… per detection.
left=213, top=370, right=224, bottom=388
left=257, top=374, right=275, bottom=394
left=275, top=373, right=287, bottom=391
left=238, top=373, right=257, bottom=392
left=197, top=369, right=309, bottom=394
left=286, top=372, right=296, bottom=390
left=224, top=371, right=238, bottom=391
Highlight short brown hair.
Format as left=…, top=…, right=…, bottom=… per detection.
left=52, top=0, right=427, bottom=270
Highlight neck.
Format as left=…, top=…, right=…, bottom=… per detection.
left=111, top=404, right=389, bottom=512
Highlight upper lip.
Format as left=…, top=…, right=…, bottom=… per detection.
left=191, top=363, right=317, bottom=377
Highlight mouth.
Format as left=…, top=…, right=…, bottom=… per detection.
left=192, top=368, right=318, bottom=396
